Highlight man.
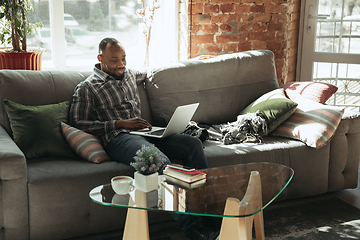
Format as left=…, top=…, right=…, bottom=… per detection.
left=69, top=37, right=219, bottom=240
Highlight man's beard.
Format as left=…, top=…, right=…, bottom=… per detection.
left=114, top=73, right=124, bottom=80
left=113, top=68, right=126, bottom=80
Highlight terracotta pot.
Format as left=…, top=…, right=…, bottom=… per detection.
left=0, top=48, right=44, bottom=70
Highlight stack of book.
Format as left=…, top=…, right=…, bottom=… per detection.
left=163, top=165, right=207, bottom=189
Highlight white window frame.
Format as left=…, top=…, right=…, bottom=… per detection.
left=297, top=0, right=360, bottom=81
left=49, top=0, right=66, bottom=70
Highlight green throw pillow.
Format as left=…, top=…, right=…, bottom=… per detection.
left=3, top=99, right=76, bottom=159
left=239, top=89, right=298, bottom=135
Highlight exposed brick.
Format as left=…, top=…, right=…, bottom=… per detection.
left=265, top=5, right=285, bottom=14
left=289, top=47, right=297, bottom=57
left=243, top=14, right=255, bottom=22
left=275, top=59, right=285, bottom=68
left=238, top=41, right=252, bottom=52
left=287, top=73, right=295, bottom=83
left=192, top=0, right=208, bottom=3
left=190, top=44, right=201, bottom=56
left=211, top=13, right=239, bottom=23
left=290, top=37, right=298, bottom=48
left=254, top=13, right=272, bottom=23
left=242, top=0, right=261, bottom=3
left=289, top=30, right=298, bottom=41
left=203, top=23, right=219, bottom=34
left=216, top=32, right=247, bottom=43
left=263, top=0, right=285, bottom=4
left=192, top=4, right=204, bottom=14
left=210, top=0, right=237, bottom=3
left=291, top=12, right=300, bottom=21
left=252, top=23, right=267, bottom=31
left=220, top=23, right=233, bottom=32
left=192, top=34, right=214, bottom=44
left=191, top=24, right=203, bottom=34
left=220, top=3, right=235, bottom=13
left=235, top=4, right=251, bottom=13
left=251, top=5, right=265, bottom=13
left=268, top=23, right=283, bottom=31
left=272, top=49, right=285, bottom=59
left=204, top=4, right=220, bottom=13
left=248, top=32, right=275, bottom=41
left=290, top=20, right=299, bottom=30
left=271, top=14, right=287, bottom=23
left=252, top=40, right=267, bottom=49
left=223, top=42, right=238, bottom=52
left=289, top=56, right=297, bottom=71
left=204, top=43, right=222, bottom=53
left=288, top=2, right=301, bottom=13
left=268, top=41, right=283, bottom=50
left=188, top=0, right=301, bottom=85
left=236, top=22, right=252, bottom=31
left=274, top=32, right=286, bottom=41
left=192, top=14, right=211, bottom=23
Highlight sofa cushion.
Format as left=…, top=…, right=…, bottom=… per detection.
left=239, top=89, right=298, bottom=135
left=282, top=81, right=338, bottom=104
left=272, top=96, right=344, bottom=148
left=61, top=122, right=110, bottom=163
left=145, top=50, right=279, bottom=126
left=26, top=157, right=132, bottom=239
left=3, top=99, right=75, bottom=159
left=203, top=136, right=330, bottom=199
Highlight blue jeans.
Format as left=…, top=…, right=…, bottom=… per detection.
left=105, top=133, right=209, bottom=236
left=105, top=133, right=208, bottom=169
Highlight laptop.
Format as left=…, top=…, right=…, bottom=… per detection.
left=130, top=103, right=199, bottom=138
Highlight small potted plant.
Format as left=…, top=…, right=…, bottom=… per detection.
left=0, top=0, right=43, bottom=70
left=130, top=144, right=166, bottom=192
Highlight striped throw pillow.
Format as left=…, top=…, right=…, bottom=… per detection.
left=61, top=122, right=110, bottom=163
left=272, top=96, right=344, bottom=148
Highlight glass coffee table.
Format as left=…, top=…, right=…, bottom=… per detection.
left=89, top=162, right=294, bottom=240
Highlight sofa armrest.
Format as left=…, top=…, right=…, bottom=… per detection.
left=328, top=109, right=360, bottom=192
left=0, top=126, right=29, bottom=239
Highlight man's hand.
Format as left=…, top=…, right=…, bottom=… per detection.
left=115, top=118, right=152, bottom=130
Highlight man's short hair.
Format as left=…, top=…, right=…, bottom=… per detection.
left=98, top=38, right=121, bottom=55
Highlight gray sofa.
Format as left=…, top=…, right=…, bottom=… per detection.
left=0, top=50, right=359, bottom=240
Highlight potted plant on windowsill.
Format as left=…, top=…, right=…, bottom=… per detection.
left=0, top=0, right=43, bottom=70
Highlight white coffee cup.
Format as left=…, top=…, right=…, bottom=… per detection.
left=111, top=176, right=135, bottom=195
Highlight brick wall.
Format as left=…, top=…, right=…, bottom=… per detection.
left=188, top=0, right=301, bottom=85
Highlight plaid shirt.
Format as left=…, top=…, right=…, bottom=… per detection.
left=70, top=64, right=147, bottom=146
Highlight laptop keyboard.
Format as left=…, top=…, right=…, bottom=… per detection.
left=149, top=129, right=165, bottom=136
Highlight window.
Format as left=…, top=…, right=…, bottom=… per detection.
left=298, top=0, right=360, bottom=110
left=2, top=0, right=184, bottom=71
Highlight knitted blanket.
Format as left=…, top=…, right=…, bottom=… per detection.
left=215, top=111, right=268, bottom=145
left=183, top=112, right=268, bottom=145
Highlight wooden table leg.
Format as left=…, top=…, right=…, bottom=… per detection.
left=218, top=171, right=265, bottom=240
left=122, top=190, right=150, bottom=240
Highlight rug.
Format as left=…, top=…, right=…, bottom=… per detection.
left=263, top=197, right=360, bottom=240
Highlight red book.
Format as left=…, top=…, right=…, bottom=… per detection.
left=163, top=165, right=206, bottom=183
